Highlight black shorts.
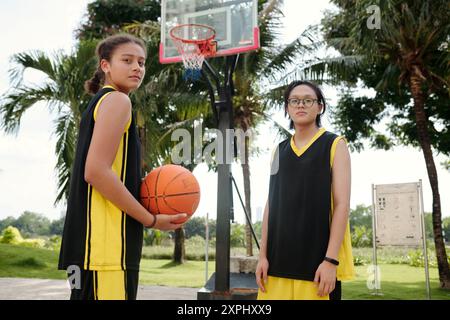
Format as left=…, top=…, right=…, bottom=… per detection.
left=330, top=280, right=342, bottom=300
left=68, top=269, right=139, bottom=300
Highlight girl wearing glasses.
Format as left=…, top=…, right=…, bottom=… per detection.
left=256, top=80, right=355, bottom=300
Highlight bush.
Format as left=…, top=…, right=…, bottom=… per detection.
left=0, top=226, right=53, bottom=250
left=353, top=256, right=367, bottom=266
left=351, top=225, right=373, bottom=247
left=230, top=223, right=245, bottom=248
left=185, top=235, right=206, bottom=247
left=20, top=239, right=45, bottom=249
left=144, top=229, right=172, bottom=246
left=44, top=236, right=62, bottom=251
left=406, top=248, right=442, bottom=268
left=0, top=226, right=24, bottom=244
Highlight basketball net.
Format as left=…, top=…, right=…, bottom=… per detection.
left=169, top=24, right=216, bottom=81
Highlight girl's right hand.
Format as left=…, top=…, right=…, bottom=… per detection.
left=148, top=213, right=187, bottom=231
left=255, top=257, right=269, bottom=293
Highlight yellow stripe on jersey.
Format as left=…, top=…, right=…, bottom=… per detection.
left=121, top=132, right=129, bottom=269
left=330, top=136, right=355, bottom=281
left=84, top=186, right=92, bottom=270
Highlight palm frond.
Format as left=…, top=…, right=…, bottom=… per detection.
left=8, top=51, right=60, bottom=87
left=0, top=84, right=59, bottom=134
left=278, top=55, right=364, bottom=85
left=53, top=111, right=77, bottom=205
left=261, top=25, right=323, bottom=78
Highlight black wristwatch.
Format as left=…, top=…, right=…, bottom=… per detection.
left=324, top=257, right=339, bottom=266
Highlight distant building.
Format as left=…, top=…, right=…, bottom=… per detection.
left=255, top=206, right=263, bottom=222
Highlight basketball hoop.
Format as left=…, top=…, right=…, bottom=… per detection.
left=169, top=24, right=217, bottom=80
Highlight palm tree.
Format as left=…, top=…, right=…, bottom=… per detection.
left=0, top=40, right=98, bottom=205
left=284, top=0, right=450, bottom=288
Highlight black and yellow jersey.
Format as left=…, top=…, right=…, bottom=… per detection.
left=59, top=86, right=143, bottom=271
left=267, top=128, right=355, bottom=281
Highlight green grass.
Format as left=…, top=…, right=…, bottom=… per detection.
left=0, top=243, right=65, bottom=280
left=343, top=264, right=450, bottom=300
left=139, top=259, right=215, bottom=287
left=142, top=244, right=247, bottom=261
left=1, top=243, right=449, bottom=299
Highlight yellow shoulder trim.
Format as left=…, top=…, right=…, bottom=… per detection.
left=93, top=91, right=132, bottom=132
left=330, top=136, right=347, bottom=168
left=330, top=135, right=355, bottom=281
left=290, top=127, right=326, bottom=157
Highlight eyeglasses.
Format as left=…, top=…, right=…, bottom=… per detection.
left=287, top=98, right=318, bottom=108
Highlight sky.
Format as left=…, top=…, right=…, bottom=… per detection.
left=0, top=0, right=449, bottom=224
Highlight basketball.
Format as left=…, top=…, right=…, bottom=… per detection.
left=140, top=164, right=200, bottom=224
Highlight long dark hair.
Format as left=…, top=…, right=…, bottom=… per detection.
left=84, top=34, right=147, bottom=95
left=284, top=80, right=326, bottom=129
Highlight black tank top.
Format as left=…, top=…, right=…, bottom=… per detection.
left=267, top=129, right=338, bottom=281
left=59, top=86, right=143, bottom=271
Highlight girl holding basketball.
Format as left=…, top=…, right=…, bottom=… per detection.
left=256, top=81, right=355, bottom=300
left=59, top=34, right=186, bottom=300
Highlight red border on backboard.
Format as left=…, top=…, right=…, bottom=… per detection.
left=159, top=27, right=260, bottom=64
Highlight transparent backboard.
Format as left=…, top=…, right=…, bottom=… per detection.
left=160, top=0, right=259, bottom=64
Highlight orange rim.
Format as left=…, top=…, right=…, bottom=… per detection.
left=169, top=23, right=216, bottom=45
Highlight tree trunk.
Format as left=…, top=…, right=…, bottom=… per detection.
left=173, top=227, right=185, bottom=264
left=242, top=135, right=253, bottom=256
left=410, top=72, right=450, bottom=289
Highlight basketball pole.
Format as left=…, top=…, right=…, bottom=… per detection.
left=202, top=55, right=238, bottom=295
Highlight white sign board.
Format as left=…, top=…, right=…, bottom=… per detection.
left=374, top=182, right=422, bottom=246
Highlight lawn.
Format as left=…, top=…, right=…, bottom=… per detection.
left=139, top=259, right=215, bottom=287
left=1, top=243, right=449, bottom=300
left=0, top=243, right=66, bottom=280
left=343, top=264, right=450, bottom=300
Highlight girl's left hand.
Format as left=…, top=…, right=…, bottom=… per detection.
left=314, top=261, right=337, bottom=297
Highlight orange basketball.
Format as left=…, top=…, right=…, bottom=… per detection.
left=140, top=164, right=200, bottom=224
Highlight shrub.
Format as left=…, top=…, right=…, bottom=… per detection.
left=144, top=229, right=172, bottom=246
left=185, top=235, right=206, bottom=247
left=353, top=256, right=367, bottom=266
left=0, top=226, right=24, bottom=244
left=351, top=225, right=372, bottom=248
left=407, top=248, right=438, bottom=268
left=20, top=239, right=45, bottom=248
left=44, top=235, right=62, bottom=251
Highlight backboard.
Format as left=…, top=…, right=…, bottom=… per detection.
left=160, top=0, right=260, bottom=64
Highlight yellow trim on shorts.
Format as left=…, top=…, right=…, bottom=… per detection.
left=257, top=276, right=329, bottom=300
left=95, top=270, right=126, bottom=300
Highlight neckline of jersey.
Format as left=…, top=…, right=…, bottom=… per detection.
left=103, top=85, right=117, bottom=91
left=290, top=127, right=326, bottom=157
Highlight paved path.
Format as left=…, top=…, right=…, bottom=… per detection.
left=0, top=278, right=198, bottom=300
